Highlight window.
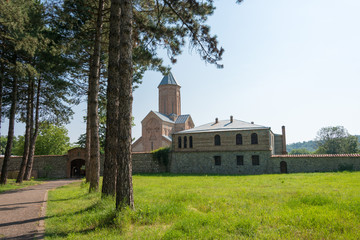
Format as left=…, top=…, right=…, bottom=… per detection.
left=178, top=136, right=182, bottom=148
left=214, top=135, right=221, bottom=146
left=184, top=136, right=187, bottom=148
left=236, top=134, right=243, bottom=145
left=236, top=155, right=244, bottom=165
left=189, top=136, right=193, bottom=148
left=214, top=156, right=221, bottom=166
left=151, top=142, right=154, bottom=151
left=251, top=133, right=258, bottom=144
left=252, top=155, right=260, bottom=165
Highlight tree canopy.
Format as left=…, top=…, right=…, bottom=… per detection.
left=315, top=126, right=359, bottom=154
left=12, top=123, right=72, bottom=156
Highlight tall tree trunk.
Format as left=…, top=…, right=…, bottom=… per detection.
left=0, top=44, right=4, bottom=141
left=16, top=76, right=34, bottom=183
left=24, top=78, right=41, bottom=180
left=0, top=56, right=17, bottom=185
left=116, top=0, right=134, bottom=209
left=85, top=95, right=91, bottom=182
left=88, top=0, right=104, bottom=192
left=102, top=0, right=121, bottom=197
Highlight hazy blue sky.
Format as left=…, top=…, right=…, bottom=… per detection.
left=2, top=0, right=360, bottom=144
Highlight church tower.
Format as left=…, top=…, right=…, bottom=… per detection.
left=158, top=72, right=181, bottom=117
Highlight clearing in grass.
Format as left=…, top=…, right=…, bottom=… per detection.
left=45, top=172, right=360, bottom=239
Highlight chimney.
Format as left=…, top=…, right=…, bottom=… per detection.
left=251, top=121, right=254, bottom=124
left=230, top=116, right=233, bottom=123
left=282, top=126, right=287, bottom=154
left=215, top=118, right=218, bottom=124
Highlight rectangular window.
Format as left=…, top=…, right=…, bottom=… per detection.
left=236, top=155, right=244, bottom=165
left=252, top=155, right=260, bottom=165
left=214, top=156, right=221, bottom=166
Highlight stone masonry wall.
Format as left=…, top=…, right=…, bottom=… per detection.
left=0, top=155, right=68, bottom=178
left=170, top=151, right=273, bottom=175
left=173, top=129, right=272, bottom=152
left=270, top=155, right=360, bottom=174
left=132, top=153, right=166, bottom=173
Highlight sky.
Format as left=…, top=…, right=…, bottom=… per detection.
left=2, top=0, right=360, bottom=144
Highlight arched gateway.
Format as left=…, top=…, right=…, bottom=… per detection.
left=66, top=148, right=87, bottom=178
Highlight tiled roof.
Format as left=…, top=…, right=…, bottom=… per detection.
left=158, top=72, right=180, bottom=87
left=152, top=111, right=174, bottom=123
left=177, top=119, right=269, bottom=134
left=175, top=114, right=190, bottom=124
left=271, top=154, right=360, bottom=158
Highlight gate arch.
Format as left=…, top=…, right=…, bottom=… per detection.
left=280, top=161, right=287, bottom=174
left=67, top=148, right=87, bottom=178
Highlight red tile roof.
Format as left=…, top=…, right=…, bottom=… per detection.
left=272, top=154, right=360, bottom=158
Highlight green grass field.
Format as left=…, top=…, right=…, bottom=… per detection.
left=0, top=178, right=44, bottom=193
left=45, top=172, right=360, bottom=239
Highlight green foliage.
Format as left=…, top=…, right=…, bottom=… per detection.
left=289, top=148, right=313, bottom=155
left=46, top=173, right=360, bottom=239
left=0, top=136, right=18, bottom=155
left=315, top=126, right=359, bottom=154
left=151, top=147, right=170, bottom=167
left=11, top=122, right=72, bottom=156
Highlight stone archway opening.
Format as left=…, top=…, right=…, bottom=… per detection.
left=280, top=161, right=287, bottom=174
left=70, top=159, right=86, bottom=178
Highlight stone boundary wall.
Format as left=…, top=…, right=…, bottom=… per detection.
left=0, top=155, right=68, bottom=178
left=132, top=152, right=166, bottom=173
left=270, top=154, right=360, bottom=174
left=170, top=151, right=272, bottom=175
left=2, top=152, right=360, bottom=178
left=0, top=152, right=165, bottom=179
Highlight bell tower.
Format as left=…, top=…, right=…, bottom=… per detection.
left=158, top=73, right=181, bottom=117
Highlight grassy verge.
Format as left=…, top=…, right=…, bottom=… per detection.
left=0, top=178, right=45, bottom=193
left=45, top=172, right=360, bottom=239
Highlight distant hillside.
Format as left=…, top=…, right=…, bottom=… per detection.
left=287, top=135, right=360, bottom=153
left=287, top=140, right=317, bottom=152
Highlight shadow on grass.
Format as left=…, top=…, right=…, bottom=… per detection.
left=45, top=204, right=120, bottom=238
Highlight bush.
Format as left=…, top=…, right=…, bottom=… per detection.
left=151, top=147, right=170, bottom=167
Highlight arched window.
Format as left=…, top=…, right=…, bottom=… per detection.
left=184, top=136, right=187, bottom=148
left=251, top=133, right=258, bottom=144
left=189, top=136, right=193, bottom=148
left=178, top=136, right=182, bottom=148
left=214, top=135, right=221, bottom=146
left=236, top=134, right=242, bottom=145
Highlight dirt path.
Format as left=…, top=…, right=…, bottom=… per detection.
left=0, top=179, right=80, bottom=240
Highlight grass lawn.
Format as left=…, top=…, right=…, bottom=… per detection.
left=45, top=172, right=360, bottom=239
left=0, top=178, right=45, bottom=193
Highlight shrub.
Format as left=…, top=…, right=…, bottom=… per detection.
left=151, top=147, right=170, bottom=167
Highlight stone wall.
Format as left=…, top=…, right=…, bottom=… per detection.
left=0, top=152, right=166, bottom=179
left=2, top=151, right=360, bottom=178
left=270, top=154, right=360, bottom=174
left=0, top=155, right=68, bottom=178
left=132, top=152, right=167, bottom=173
left=173, top=129, right=272, bottom=152
left=170, top=151, right=273, bottom=175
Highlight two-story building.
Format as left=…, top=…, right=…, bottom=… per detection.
left=171, top=116, right=287, bottom=174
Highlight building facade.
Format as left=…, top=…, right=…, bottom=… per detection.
left=132, top=73, right=194, bottom=152
left=171, top=117, right=287, bottom=174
